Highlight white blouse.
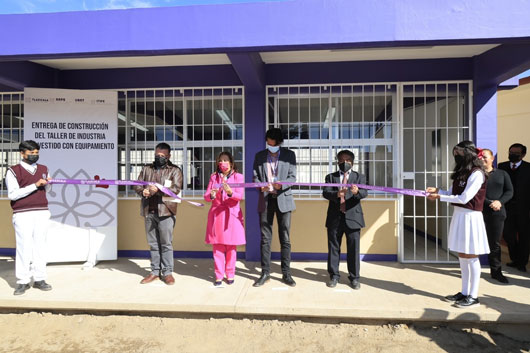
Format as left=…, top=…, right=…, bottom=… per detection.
left=6, top=160, right=51, bottom=201
left=438, top=170, right=484, bottom=205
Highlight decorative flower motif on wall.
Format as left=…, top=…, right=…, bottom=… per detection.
left=48, top=169, right=116, bottom=227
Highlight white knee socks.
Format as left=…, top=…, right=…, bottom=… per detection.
left=459, top=257, right=481, bottom=298
left=468, top=257, right=481, bottom=298
left=459, top=257, right=470, bottom=296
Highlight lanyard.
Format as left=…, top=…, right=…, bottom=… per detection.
left=267, top=150, right=280, bottom=179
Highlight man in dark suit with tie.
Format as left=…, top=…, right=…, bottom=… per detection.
left=498, top=143, right=530, bottom=272
left=252, top=128, right=297, bottom=287
left=323, top=150, right=368, bottom=289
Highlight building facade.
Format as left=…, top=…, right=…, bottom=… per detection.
left=1, top=0, right=530, bottom=263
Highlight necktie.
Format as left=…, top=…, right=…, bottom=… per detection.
left=340, top=172, right=348, bottom=213
left=512, top=163, right=517, bottom=171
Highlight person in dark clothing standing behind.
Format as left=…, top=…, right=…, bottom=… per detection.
left=498, top=143, right=530, bottom=272
left=481, top=149, right=513, bottom=283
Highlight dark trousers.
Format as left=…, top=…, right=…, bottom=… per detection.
left=483, top=210, right=506, bottom=273
left=327, top=214, right=360, bottom=281
left=259, top=197, right=291, bottom=275
left=503, top=209, right=530, bottom=267
left=145, top=212, right=176, bottom=277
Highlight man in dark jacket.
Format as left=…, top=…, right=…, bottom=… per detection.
left=323, top=150, right=368, bottom=290
left=498, top=143, right=530, bottom=272
left=134, top=142, right=183, bottom=285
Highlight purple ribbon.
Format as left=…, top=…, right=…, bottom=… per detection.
left=48, top=179, right=204, bottom=207
left=215, top=181, right=428, bottom=197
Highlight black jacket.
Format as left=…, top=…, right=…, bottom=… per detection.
left=498, top=160, right=530, bottom=212
left=322, top=170, right=368, bottom=230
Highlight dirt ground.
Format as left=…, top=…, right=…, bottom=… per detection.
left=0, top=312, right=529, bottom=353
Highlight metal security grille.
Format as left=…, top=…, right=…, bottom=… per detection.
left=399, top=82, right=472, bottom=263
left=117, top=87, right=244, bottom=199
left=0, top=92, right=24, bottom=196
left=266, top=84, right=399, bottom=199
left=0, top=87, right=244, bottom=200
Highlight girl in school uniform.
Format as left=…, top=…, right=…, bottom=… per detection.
left=204, top=151, right=246, bottom=286
left=426, top=140, right=490, bottom=308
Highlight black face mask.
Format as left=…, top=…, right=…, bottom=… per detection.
left=154, top=156, right=168, bottom=167
left=508, top=153, right=522, bottom=163
left=338, top=162, right=352, bottom=173
left=25, top=155, right=39, bottom=164
left=454, top=155, right=464, bottom=165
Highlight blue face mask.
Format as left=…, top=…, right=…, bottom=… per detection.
left=267, top=144, right=280, bottom=154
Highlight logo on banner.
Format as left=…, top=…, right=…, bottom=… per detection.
left=48, top=169, right=116, bottom=227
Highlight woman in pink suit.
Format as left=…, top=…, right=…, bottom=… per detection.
left=204, top=151, right=246, bottom=286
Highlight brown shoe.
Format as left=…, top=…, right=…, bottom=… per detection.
left=140, top=274, right=159, bottom=284
left=162, top=274, right=175, bottom=285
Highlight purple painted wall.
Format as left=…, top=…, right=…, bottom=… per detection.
left=59, top=65, right=241, bottom=89
left=1, top=0, right=529, bottom=58
left=472, top=43, right=530, bottom=156
left=243, top=91, right=265, bottom=262
left=266, top=58, right=473, bottom=85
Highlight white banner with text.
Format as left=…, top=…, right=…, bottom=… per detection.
left=24, top=87, right=118, bottom=264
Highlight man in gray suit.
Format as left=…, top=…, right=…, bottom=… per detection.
left=323, top=150, right=367, bottom=289
left=252, top=128, right=297, bottom=287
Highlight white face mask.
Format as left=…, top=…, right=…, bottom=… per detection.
left=267, top=144, right=280, bottom=153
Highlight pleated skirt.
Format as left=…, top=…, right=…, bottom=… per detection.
left=447, top=206, right=490, bottom=255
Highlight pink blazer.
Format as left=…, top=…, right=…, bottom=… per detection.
left=204, top=172, right=246, bottom=245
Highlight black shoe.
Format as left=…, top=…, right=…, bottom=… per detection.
left=13, top=283, right=30, bottom=296
left=350, top=279, right=360, bottom=290
left=213, top=280, right=223, bottom=287
left=455, top=296, right=480, bottom=308
left=491, top=271, right=509, bottom=284
left=506, top=262, right=518, bottom=268
left=327, top=278, right=339, bottom=288
left=33, top=280, right=52, bottom=291
left=253, top=273, right=270, bottom=287
left=517, top=265, right=527, bottom=272
left=444, top=292, right=466, bottom=302
left=282, top=274, right=296, bottom=287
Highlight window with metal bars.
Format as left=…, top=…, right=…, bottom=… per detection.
left=0, top=88, right=244, bottom=200
left=266, top=84, right=398, bottom=199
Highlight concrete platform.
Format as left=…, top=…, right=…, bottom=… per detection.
left=0, top=257, right=529, bottom=325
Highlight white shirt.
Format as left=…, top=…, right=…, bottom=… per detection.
left=438, top=170, right=484, bottom=204
left=512, top=160, right=522, bottom=169
left=5, top=160, right=51, bottom=201
left=339, top=170, right=350, bottom=181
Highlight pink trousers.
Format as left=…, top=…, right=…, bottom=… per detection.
left=212, top=244, right=237, bottom=280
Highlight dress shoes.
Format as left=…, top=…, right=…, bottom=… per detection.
left=491, top=270, right=509, bottom=284
left=253, top=273, right=270, bottom=287
left=13, top=283, right=30, bottom=296
left=455, top=296, right=480, bottom=308
left=517, top=265, right=527, bottom=272
left=33, top=280, right=52, bottom=291
left=444, top=292, right=466, bottom=303
left=162, top=274, right=175, bottom=285
left=326, top=278, right=339, bottom=288
left=506, top=262, right=518, bottom=268
left=282, top=274, right=296, bottom=287
left=350, top=279, right=360, bottom=290
left=140, top=274, right=159, bottom=284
